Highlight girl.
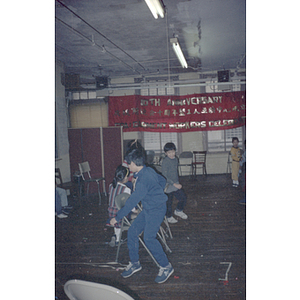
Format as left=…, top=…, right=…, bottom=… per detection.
left=122, top=139, right=145, bottom=191
left=108, top=165, right=135, bottom=246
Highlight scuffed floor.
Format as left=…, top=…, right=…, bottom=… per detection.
left=55, top=174, right=246, bottom=299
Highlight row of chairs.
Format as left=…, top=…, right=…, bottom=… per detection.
left=178, top=150, right=207, bottom=177
left=147, top=150, right=207, bottom=178
left=55, top=150, right=207, bottom=204
left=55, top=161, right=106, bottom=205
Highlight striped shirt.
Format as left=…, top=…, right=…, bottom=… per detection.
left=108, top=182, right=131, bottom=228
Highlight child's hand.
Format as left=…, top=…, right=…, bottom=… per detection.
left=110, top=218, right=117, bottom=226
left=174, top=183, right=182, bottom=189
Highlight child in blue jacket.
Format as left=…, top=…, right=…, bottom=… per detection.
left=110, top=148, right=174, bottom=284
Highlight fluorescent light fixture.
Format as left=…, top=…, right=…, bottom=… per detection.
left=170, top=37, right=188, bottom=68
left=144, top=0, right=165, bottom=19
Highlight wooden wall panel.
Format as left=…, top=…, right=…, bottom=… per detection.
left=68, top=128, right=82, bottom=178
left=81, top=128, right=103, bottom=194
left=68, top=127, right=123, bottom=195
left=102, top=127, right=123, bottom=191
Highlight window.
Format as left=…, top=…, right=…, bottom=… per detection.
left=207, top=126, right=245, bottom=152
left=143, top=132, right=178, bottom=154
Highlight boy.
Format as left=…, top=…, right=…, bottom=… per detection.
left=230, top=137, right=241, bottom=187
left=161, top=142, right=188, bottom=224
left=110, top=148, right=174, bottom=284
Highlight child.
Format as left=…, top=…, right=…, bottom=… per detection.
left=161, top=142, right=188, bottom=224
left=230, top=137, right=241, bottom=187
left=110, top=148, right=174, bottom=284
left=107, top=165, right=132, bottom=247
left=122, top=139, right=144, bottom=191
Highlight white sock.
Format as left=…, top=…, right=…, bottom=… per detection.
left=114, top=228, right=121, bottom=242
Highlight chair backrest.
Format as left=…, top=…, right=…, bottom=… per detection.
left=145, top=150, right=155, bottom=164
left=64, top=279, right=134, bottom=300
left=115, top=193, right=131, bottom=210
left=227, top=151, right=232, bottom=162
left=179, top=151, right=193, bottom=160
left=78, top=161, right=92, bottom=180
left=193, top=151, right=207, bottom=164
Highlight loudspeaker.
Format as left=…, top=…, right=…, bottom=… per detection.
left=64, top=73, right=80, bottom=89
left=217, top=70, right=230, bottom=82
left=96, top=76, right=108, bottom=89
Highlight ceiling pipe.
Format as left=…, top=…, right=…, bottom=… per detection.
left=106, top=80, right=246, bottom=91
left=56, top=0, right=147, bottom=72
left=55, top=17, right=141, bottom=75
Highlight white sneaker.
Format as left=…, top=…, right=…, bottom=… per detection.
left=57, top=213, right=68, bottom=219
left=174, top=210, right=188, bottom=219
left=167, top=216, right=178, bottom=224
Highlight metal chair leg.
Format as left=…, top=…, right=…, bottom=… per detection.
left=164, top=216, right=173, bottom=239
left=96, top=181, right=101, bottom=205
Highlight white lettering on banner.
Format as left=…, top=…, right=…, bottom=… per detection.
left=142, top=96, right=224, bottom=107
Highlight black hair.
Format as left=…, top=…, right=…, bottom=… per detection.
left=125, top=139, right=143, bottom=157
left=164, top=142, right=176, bottom=152
left=125, top=148, right=145, bottom=167
left=232, top=137, right=239, bottom=143
left=112, top=165, right=129, bottom=188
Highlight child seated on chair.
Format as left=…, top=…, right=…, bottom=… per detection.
left=230, top=137, right=241, bottom=187
left=107, top=165, right=138, bottom=247
left=122, top=139, right=144, bottom=191
left=161, top=142, right=188, bottom=224
left=110, top=148, right=174, bottom=284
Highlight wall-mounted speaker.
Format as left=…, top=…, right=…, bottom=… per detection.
left=64, top=73, right=80, bottom=89
left=217, top=70, right=230, bottom=82
left=96, top=76, right=108, bottom=89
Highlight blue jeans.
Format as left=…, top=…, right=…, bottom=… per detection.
left=127, top=203, right=169, bottom=267
left=55, top=189, right=62, bottom=214
left=166, top=189, right=187, bottom=218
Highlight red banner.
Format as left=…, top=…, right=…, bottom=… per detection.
left=108, top=91, right=246, bottom=132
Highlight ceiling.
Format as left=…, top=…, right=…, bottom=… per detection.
left=55, top=0, right=246, bottom=82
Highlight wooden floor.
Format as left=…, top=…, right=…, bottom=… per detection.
left=55, top=174, right=246, bottom=300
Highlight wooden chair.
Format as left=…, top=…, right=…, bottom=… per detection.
left=55, top=168, right=76, bottom=196
left=178, top=151, right=193, bottom=177
left=192, top=151, right=207, bottom=177
left=78, top=161, right=106, bottom=205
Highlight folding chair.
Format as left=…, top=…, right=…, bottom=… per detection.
left=114, top=193, right=171, bottom=267
left=145, top=150, right=155, bottom=165
left=192, top=151, right=207, bottom=177
left=178, top=151, right=193, bottom=177
left=78, top=161, right=106, bottom=205
left=64, top=279, right=134, bottom=300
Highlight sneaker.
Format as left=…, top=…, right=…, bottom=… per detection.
left=121, top=261, right=142, bottom=278
left=57, top=213, right=68, bottom=219
left=155, top=263, right=174, bottom=284
left=167, top=216, right=178, bottom=224
left=174, top=210, right=188, bottom=219
left=109, top=235, right=116, bottom=247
